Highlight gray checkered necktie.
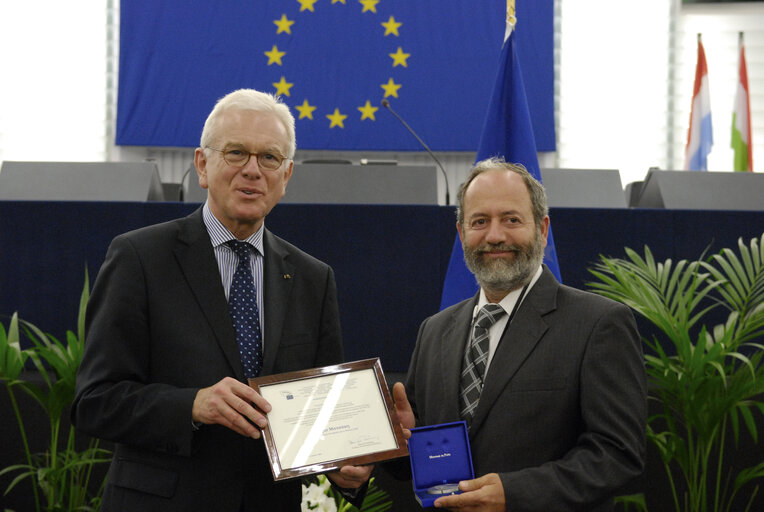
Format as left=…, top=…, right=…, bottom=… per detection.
left=459, top=303, right=507, bottom=424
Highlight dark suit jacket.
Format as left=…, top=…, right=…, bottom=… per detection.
left=405, top=266, right=646, bottom=511
left=72, top=208, right=344, bottom=511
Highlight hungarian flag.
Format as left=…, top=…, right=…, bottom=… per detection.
left=685, top=36, right=713, bottom=171
left=731, top=33, right=753, bottom=172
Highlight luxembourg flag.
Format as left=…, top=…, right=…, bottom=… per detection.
left=685, top=35, right=713, bottom=171
left=731, top=32, right=753, bottom=172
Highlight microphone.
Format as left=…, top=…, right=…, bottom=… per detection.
left=381, top=99, right=450, bottom=205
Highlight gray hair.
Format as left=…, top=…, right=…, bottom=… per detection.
left=456, top=157, right=548, bottom=228
left=200, top=89, right=296, bottom=159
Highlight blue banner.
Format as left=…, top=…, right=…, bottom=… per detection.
left=440, top=24, right=561, bottom=310
left=117, top=0, right=554, bottom=151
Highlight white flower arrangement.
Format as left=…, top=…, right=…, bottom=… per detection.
left=301, top=475, right=338, bottom=512
left=300, top=474, right=393, bottom=512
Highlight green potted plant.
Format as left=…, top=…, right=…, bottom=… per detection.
left=0, top=272, right=111, bottom=512
left=587, top=234, right=764, bottom=512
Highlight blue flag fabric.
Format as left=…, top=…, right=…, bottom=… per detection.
left=439, top=24, right=562, bottom=310
left=116, top=0, right=554, bottom=152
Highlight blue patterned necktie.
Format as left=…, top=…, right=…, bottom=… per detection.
left=227, top=240, right=263, bottom=379
left=459, top=304, right=506, bottom=424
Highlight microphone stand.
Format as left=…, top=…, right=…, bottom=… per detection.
left=381, top=99, right=451, bottom=206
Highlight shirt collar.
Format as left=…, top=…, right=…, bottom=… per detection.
left=474, top=265, right=543, bottom=319
left=202, top=202, right=264, bottom=257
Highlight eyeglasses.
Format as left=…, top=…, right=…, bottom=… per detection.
left=205, top=146, right=287, bottom=171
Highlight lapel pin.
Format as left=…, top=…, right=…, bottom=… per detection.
left=283, top=274, right=292, bottom=280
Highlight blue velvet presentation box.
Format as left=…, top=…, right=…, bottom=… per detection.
left=408, top=421, right=475, bottom=508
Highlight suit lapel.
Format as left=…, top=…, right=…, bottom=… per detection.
left=261, top=230, right=295, bottom=374
left=469, top=268, right=558, bottom=435
left=438, top=298, right=477, bottom=422
left=174, top=209, right=243, bottom=379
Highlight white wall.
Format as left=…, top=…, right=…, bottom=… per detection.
left=557, top=0, right=764, bottom=187
left=557, top=0, right=672, bottom=187
left=0, top=1, right=110, bottom=164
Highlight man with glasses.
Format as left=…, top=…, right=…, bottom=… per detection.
left=72, top=89, right=371, bottom=511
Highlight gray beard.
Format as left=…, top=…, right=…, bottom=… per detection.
left=462, top=230, right=545, bottom=294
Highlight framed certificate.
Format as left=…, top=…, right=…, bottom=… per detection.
left=249, top=358, right=409, bottom=480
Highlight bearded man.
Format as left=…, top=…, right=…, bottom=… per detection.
left=393, top=158, right=647, bottom=512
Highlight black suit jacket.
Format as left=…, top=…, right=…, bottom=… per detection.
left=72, top=208, right=344, bottom=511
left=405, top=266, right=646, bottom=511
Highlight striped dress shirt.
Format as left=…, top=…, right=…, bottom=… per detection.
left=202, top=202, right=265, bottom=341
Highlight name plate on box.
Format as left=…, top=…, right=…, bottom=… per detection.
left=408, top=421, right=475, bottom=507
left=249, top=358, right=408, bottom=480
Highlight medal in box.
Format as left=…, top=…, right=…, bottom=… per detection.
left=408, top=421, right=475, bottom=507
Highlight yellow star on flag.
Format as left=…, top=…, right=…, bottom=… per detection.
left=332, top=0, right=347, bottom=3
left=273, top=14, right=294, bottom=34
left=389, top=47, right=410, bottom=67
left=264, top=45, right=286, bottom=66
left=297, top=0, right=318, bottom=12
left=272, top=76, right=294, bottom=97
left=359, top=0, right=379, bottom=14
left=357, top=101, right=378, bottom=121
left=380, top=78, right=401, bottom=98
left=326, top=108, right=348, bottom=128
left=295, top=99, right=317, bottom=120
left=381, top=16, right=402, bottom=36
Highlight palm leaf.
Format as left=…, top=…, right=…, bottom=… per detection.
left=1, top=272, right=108, bottom=512
left=0, top=313, right=27, bottom=381
left=587, top=235, right=764, bottom=512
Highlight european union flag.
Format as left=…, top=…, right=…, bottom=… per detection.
left=440, top=9, right=561, bottom=310
left=116, top=0, right=554, bottom=152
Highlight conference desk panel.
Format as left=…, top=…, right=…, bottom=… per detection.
left=1, top=201, right=762, bottom=372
